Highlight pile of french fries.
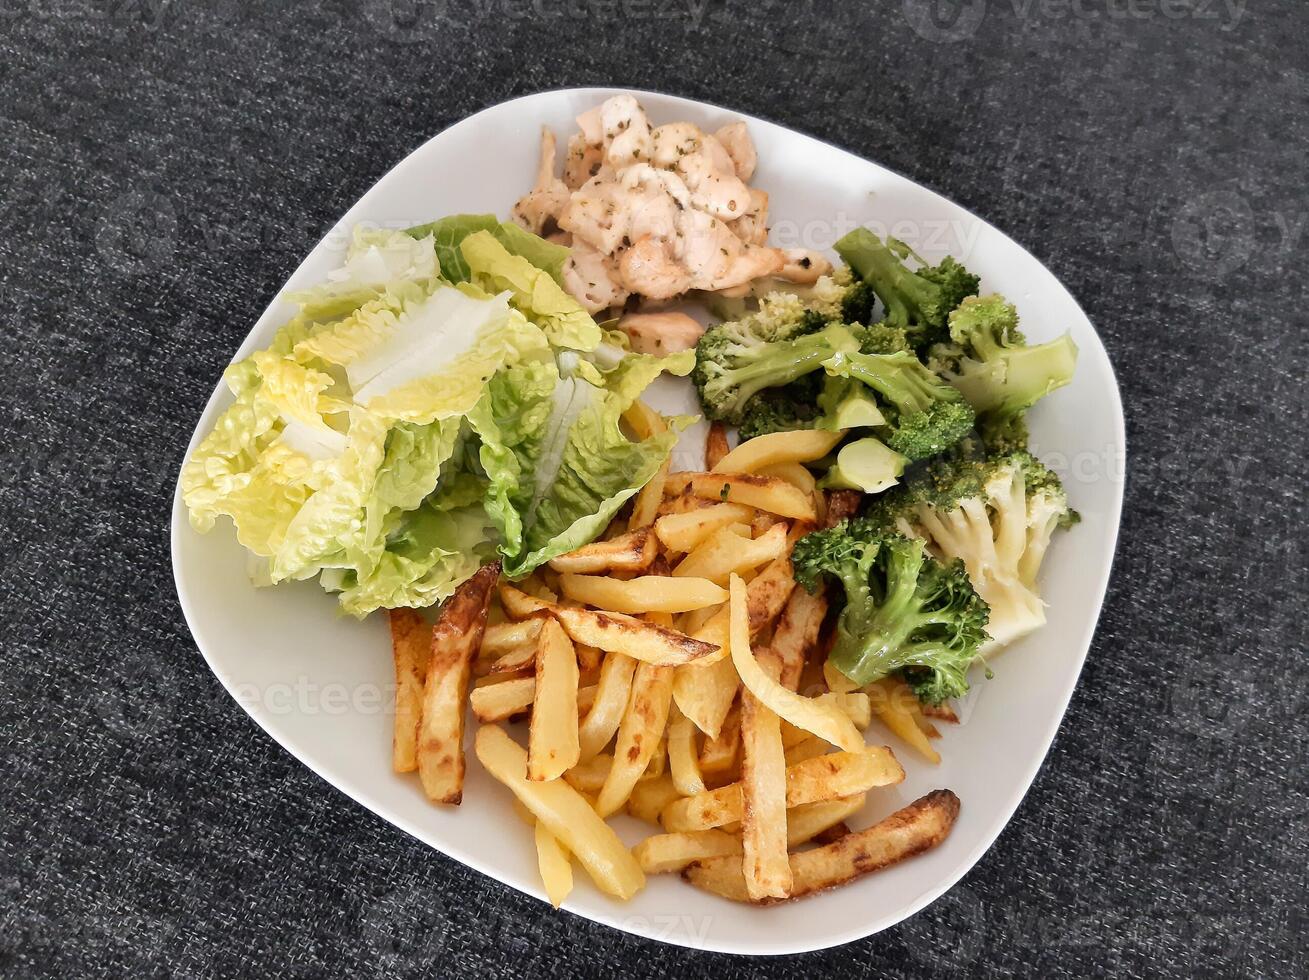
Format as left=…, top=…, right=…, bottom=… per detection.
left=387, top=412, right=960, bottom=907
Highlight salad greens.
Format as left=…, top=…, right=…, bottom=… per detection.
left=182, top=217, right=691, bottom=617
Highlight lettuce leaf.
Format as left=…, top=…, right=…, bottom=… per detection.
left=404, top=215, right=570, bottom=287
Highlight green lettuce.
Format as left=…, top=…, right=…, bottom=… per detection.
left=404, top=214, right=570, bottom=287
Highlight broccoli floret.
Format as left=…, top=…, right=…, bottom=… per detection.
left=693, top=312, right=860, bottom=423
left=792, top=522, right=990, bottom=698
left=840, top=277, right=878, bottom=326
left=977, top=412, right=1029, bottom=454
left=854, top=321, right=911, bottom=355
left=867, top=450, right=1077, bottom=650
left=823, top=350, right=975, bottom=460
left=835, top=229, right=979, bottom=351
left=737, top=375, right=822, bottom=440
left=929, top=295, right=1078, bottom=420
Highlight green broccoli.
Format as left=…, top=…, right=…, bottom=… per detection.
left=835, top=229, right=979, bottom=351
left=822, top=350, right=975, bottom=460
left=736, top=375, right=822, bottom=441
left=929, top=295, right=1078, bottom=420
left=867, top=450, right=1078, bottom=650
left=792, top=521, right=990, bottom=700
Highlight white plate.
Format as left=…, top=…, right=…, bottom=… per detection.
left=171, top=88, right=1125, bottom=955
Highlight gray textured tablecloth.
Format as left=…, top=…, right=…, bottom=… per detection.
left=2, top=2, right=1305, bottom=976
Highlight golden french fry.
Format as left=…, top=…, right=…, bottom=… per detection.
left=656, top=489, right=717, bottom=518
left=644, top=726, right=669, bottom=779
left=759, top=461, right=817, bottom=495
left=683, top=790, right=959, bottom=904
left=563, top=752, right=612, bottom=794
left=481, top=617, right=544, bottom=658
left=475, top=725, right=645, bottom=900
left=739, top=652, right=792, bottom=900
left=673, top=654, right=740, bottom=739
left=388, top=609, right=429, bottom=773
left=488, top=639, right=537, bottom=675
left=771, top=587, right=827, bottom=692
left=729, top=574, right=864, bottom=753
left=867, top=678, right=941, bottom=765
left=578, top=652, right=638, bottom=761
left=417, top=563, right=499, bottom=804
left=547, top=527, right=657, bottom=574
left=595, top=662, right=675, bottom=817
left=782, top=734, right=832, bottom=767
left=668, top=706, right=706, bottom=797
left=528, top=618, right=581, bottom=781
left=921, top=701, right=960, bottom=724
left=661, top=747, right=903, bottom=832
left=631, top=459, right=669, bottom=531
left=698, top=702, right=741, bottom=774
left=744, top=556, right=796, bottom=634
left=470, top=676, right=536, bottom=723
left=664, top=472, right=817, bottom=521
left=534, top=821, right=574, bottom=909
left=626, top=774, right=682, bottom=826
left=674, top=521, right=789, bottom=586
left=654, top=502, right=755, bottom=554
left=500, top=585, right=719, bottom=666
left=712, top=429, right=846, bottom=474
left=705, top=422, right=732, bottom=469
left=559, top=573, right=729, bottom=614
left=634, top=830, right=742, bottom=874
left=824, top=659, right=859, bottom=695
left=786, top=795, right=866, bottom=848
left=575, top=642, right=602, bottom=673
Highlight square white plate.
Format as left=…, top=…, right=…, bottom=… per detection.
left=171, top=88, right=1124, bottom=955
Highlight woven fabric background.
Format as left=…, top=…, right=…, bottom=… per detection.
left=2, top=2, right=1305, bottom=976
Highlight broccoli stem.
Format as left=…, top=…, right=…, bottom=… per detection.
left=830, top=542, right=935, bottom=685
left=834, top=229, right=936, bottom=329
left=827, top=351, right=953, bottom=415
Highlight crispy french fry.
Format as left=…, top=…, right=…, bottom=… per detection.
left=559, top=573, right=729, bottom=614
left=759, top=461, right=817, bottom=495
left=470, top=676, right=536, bottom=723
left=921, top=701, right=959, bottom=724
left=578, top=652, right=638, bottom=761
left=867, top=678, right=941, bottom=765
left=665, top=472, right=817, bottom=521
left=786, top=795, right=866, bottom=848
left=674, top=521, right=789, bottom=585
left=534, top=821, right=574, bottom=908
left=643, top=726, right=669, bottom=779
left=389, top=609, right=429, bottom=773
left=783, top=734, right=832, bottom=767
left=668, top=706, right=706, bottom=797
left=481, top=618, right=544, bottom=657
left=771, top=587, right=827, bottom=692
left=713, top=429, right=845, bottom=474
left=595, top=662, right=675, bottom=817
left=475, top=726, right=646, bottom=900
left=548, top=528, right=658, bottom=574
left=661, top=747, right=904, bottom=832
left=705, top=422, right=732, bottom=469
left=635, top=830, right=741, bottom=874
left=488, top=639, right=537, bottom=675
left=824, top=691, right=872, bottom=729
left=656, top=489, right=717, bottom=518
left=528, top=619, right=581, bottom=781
left=739, top=652, right=792, bottom=900
left=699, top=702, right=741, bottom=774
left=500, top=585, right=719, bottom=666
left=673, top=655, right=740, bottom=739
left=744, top=556, right=796, bottom=634
left=729, top=574, right=864, bottom=753
left=683, top=790, right=959, bottom=904
left=655, top=502, right=755, bottom=554
left=575, top=642, right=602, bottom=673
left=417, top=564, right=499, bottom=804
left=626, top=774, right=682, bottom=826
left=563, top=752, right=613, bottom=794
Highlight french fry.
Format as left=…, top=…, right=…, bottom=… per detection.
left=823, top=489, right=862, bottom=528
left=475, top=725, right=646, bottom=900
left=388, top=609, right=429, bottom=773
left=470, top=676, right=536, bottom=723
left=661, top=747, right=904, bottom=832
left=578, top=652, right=638, bottom=761
left=921, top=701, right=959, bottom=724
left=867, top=678, right=941, bottom=764
left=665, top=472, right=817, bottom=521
left=417, top=564, right=499, bottom=804
left=656, top=489, right=717, bottom=518
left=654, top=502, right=754, bottom=554
left=481, top=618, right=544, bottom=657
left=488, top=640, right=537, bottom=675
left=643, top=725, right=669, bottom=779
left=683, top=790, right=960, bottom=904
left=595, top=662, right=675, bottom=817
left=705, top=422, right=731, bottom=469
left=559, top=573, right=728, bottom=614
left=739, top=652, right=792, bottom=899
left=786, top=795, right=866, bottom=848
left=528, top=618, right=581, bottom=781
left=674, top=521, right=789, bottom=585
left=698, top=701, right=741, bottom=774
left=712, top=429, right=845, bottom=474
left=771, top=587, right=827, bottom=692
left=563, top=752, right=613, bottom=794
left=575, top=642, right=602, bottom=673
left=547, top=527, right=658, bottom=574
left=626, top=774, right=682, bottom=826
left=673, top=655, right=740, bottom=739
left=635, top=830, right=741, bottom=874
left=759, top=461, right=816, bottom=495
left=668, top=706, right=706, bottom=797
left=729, top=574, right=864, bottom=753
left=824, top=691, right=872, bottom=729
left=783, top=734, right=832, bottom=767
left=744, top=556, right=796, bottom=634
left=500, top=585, right=719, bottom=666
left=625, top=402, right=669, bottom=530
left=534, top=821, right=574, bottom=908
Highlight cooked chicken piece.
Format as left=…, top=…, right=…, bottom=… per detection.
left=564, top=240, right=629, bottom=312
left=714, top=121, right=757, bottom=182
left=776, top=248, right=834, bottom=284
left=575, top=105, right=605, bottom=146
left=511, top=127, right=571, bottom=235
left=616, top=312, right=705, bottom=355
left=563, top=132, right=604, bottom=190
left=650, top=122, right=702, bottom=167
left=619, top=237, right=693, bottom=301
left=733, top=188, right=770, bottom=246
left=699, top=134, right=738, bottom=179
left=677, top=207, right=785, bottom=292
left=558, top=174, right=628, bottom=255
left=672, top=143, right=750, bottom=221
left=601, top=94, right=654, bottom=169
